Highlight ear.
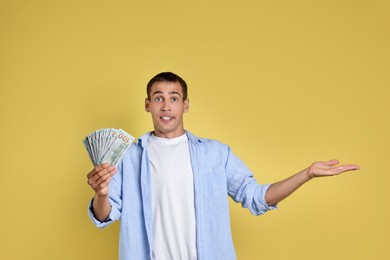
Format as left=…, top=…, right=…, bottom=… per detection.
left=184, top=99, right=190, bottom=113
left=145, top=98, right=150, bottom=112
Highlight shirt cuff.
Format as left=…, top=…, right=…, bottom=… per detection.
left=87, top=198, right=114, bottom=228
left=259, top=184, right=278, bottom=212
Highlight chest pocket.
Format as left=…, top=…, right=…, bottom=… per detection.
left=202, top=166, right=228, bottom=198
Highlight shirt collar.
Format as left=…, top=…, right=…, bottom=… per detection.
left=137, top=130, right=202, bottom=148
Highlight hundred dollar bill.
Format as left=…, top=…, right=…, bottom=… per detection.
left=83, top=128, right=134, bottom=167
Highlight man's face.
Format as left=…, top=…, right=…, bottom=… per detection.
left=145, top=81, right=189, bottom=138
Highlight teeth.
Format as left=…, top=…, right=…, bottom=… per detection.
left=162, top=116, right=171, bottom=120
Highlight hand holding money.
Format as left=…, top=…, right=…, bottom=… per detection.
left=87, top=163, right=117, bottom=197
left=84, top=128, right=134, bottom=220
left=86, top=163, right=117, bottom=221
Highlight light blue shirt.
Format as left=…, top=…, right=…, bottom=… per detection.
left=88, top=131, right=276, bottom=260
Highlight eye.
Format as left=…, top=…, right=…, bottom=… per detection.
left=154, top=97, right=163, bottom=102
left=171, top=97, right=179, bottom=102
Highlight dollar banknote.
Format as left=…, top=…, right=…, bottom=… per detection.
left=83, top=128, right=134, bottom=166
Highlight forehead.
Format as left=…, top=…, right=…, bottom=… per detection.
left=150, top=81, right=183, bottom=96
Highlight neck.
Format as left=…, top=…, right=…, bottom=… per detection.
left=153, top=129, right=185, bottom=139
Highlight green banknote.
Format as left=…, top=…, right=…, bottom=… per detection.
left=83, top=128, right=134, bottom=166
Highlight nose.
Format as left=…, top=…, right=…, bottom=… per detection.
left=161, top=101, right=171, bottom=111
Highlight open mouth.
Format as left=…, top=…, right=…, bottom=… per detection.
left=160, top=116, right=174, bottom=122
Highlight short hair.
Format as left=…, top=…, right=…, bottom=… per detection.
left=146, top=72, right=188, bottom=101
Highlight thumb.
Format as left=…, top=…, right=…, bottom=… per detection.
left=325, top=159, right=339, bottom=166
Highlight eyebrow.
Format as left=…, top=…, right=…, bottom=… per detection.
left=152, top=91, right=182, bottom=97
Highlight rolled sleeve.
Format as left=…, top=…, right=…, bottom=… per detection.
left=87, top=198, right=121, bottom=228
left=226, top=146, right=277, bottom=215
left=254, top=183, right=278, bottom=214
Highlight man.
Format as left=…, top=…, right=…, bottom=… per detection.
left=87, top=72, right=360, bottom=260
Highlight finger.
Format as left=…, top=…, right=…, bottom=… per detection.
left=90, top=166, right=116, bottom=185
left=87, top=163, right=112, bottom=179
left=325, top=159, right=339, bottom=166
left=93, top=177, right=112, bottom=192
left=87, top=164, right=104, bottom=179
left=88, top=165, right=113, bottom=185
left=92, top=170, right=115, bottom=188
left=337, top=164, right=360, bottom=172
left=323, top=165, right=358, bottom=176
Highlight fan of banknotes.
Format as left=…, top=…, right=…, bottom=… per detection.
left=83, top=128, right=134, bottom=166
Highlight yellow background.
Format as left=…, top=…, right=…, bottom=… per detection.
left=0, top=0, right=389, bottom=259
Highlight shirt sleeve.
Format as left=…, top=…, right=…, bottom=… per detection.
left=87, top=198, right=118, bottom=228
left=225, top=146, right=277, bottom=215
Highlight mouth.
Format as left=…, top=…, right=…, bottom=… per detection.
left=160, top=116, right=175, bottom=122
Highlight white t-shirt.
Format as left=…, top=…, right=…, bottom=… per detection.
left=148, top=134, right=197, bottom=260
